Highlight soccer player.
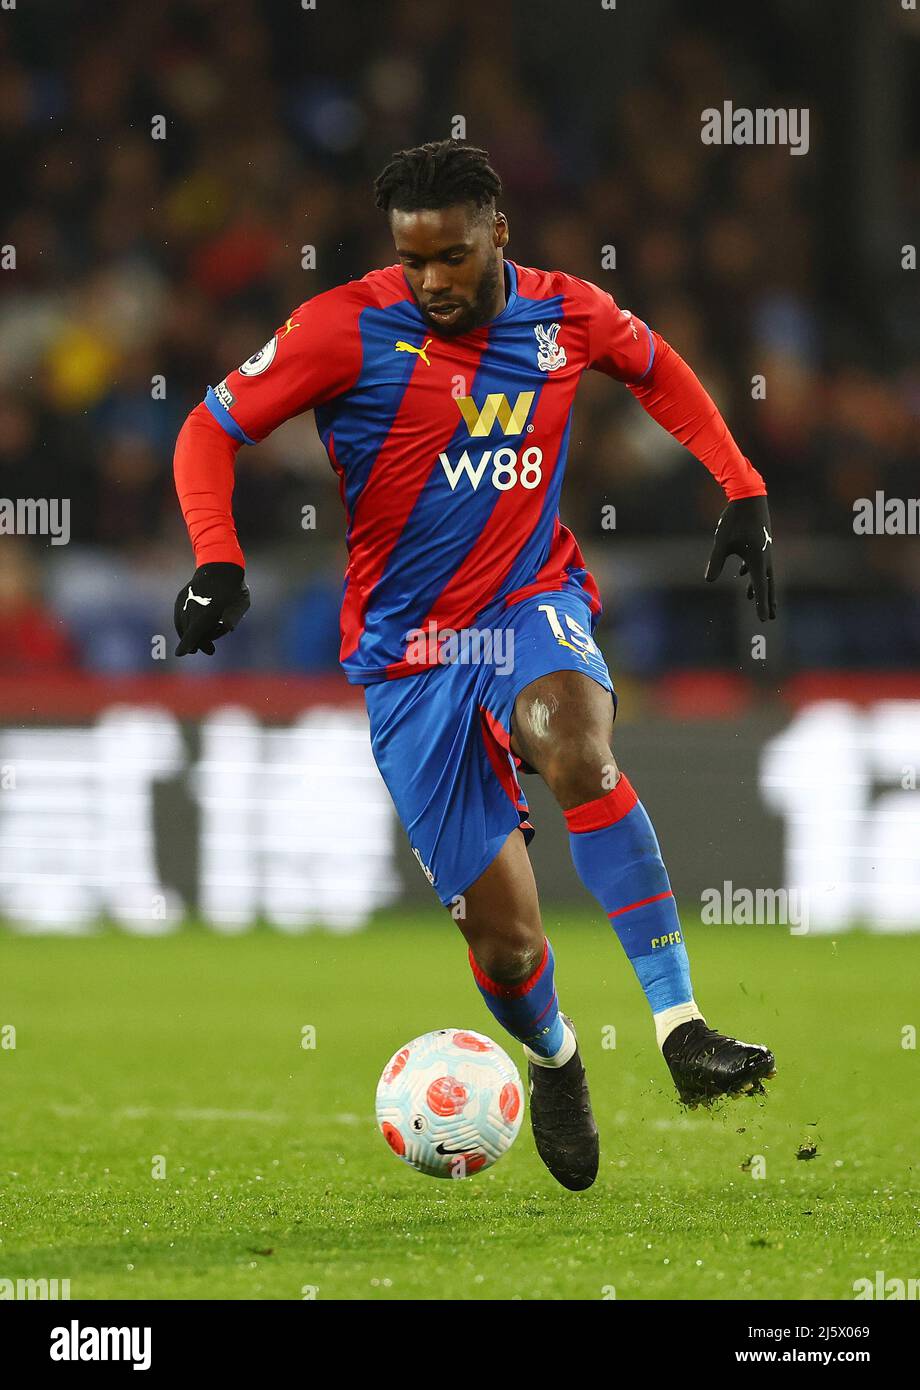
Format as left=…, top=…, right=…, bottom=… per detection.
left=173, top=141, right=776, bottom=1191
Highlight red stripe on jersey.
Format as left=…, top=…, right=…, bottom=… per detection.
left=502, top=516, right=602, bottom=614
left=339, top=337, right=490, bottom=663
left=412, top=290, right=590, bottom=641
left=369, top=263, right=416, bottom=309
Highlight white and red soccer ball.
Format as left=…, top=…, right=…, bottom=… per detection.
left=375, top=1028, right=524, bottom=1179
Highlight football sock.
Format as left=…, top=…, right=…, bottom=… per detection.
left=653, top=999, right=706, bottom=1050
left=564, top=773, right=704, bottom=1048
left=469, top=938, right=572, bottom=1064
left=524, top=1018, right=576, bottom=1068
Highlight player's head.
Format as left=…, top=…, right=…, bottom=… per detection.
left=374, top=140, right=508, bottom=336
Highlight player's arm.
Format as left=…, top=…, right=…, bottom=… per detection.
left=172, top=287, right=364, bottom=655
left=585, top=284, right=776, bottom=621
left=173, top=405, right=249, bottom=655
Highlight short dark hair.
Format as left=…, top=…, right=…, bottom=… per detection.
left=374, top=140, right=502, bottom=218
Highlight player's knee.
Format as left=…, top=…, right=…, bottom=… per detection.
left=543, top=735, right=617, bottom=810
left=470, top=932, right=544, bottom=987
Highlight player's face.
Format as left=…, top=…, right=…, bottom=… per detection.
left=391, top=204, right=508, bottom=336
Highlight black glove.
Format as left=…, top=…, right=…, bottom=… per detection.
left=705, top=495, right=776, bottom=622
left=174, top=562, right=250, bottom=656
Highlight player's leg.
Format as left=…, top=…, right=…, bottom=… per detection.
left=454, top=820, right=566, bottom=1060
left=364, top=663, right=560, bottom=1056
left=363, top=663, right=597, bottom=1187
left=510, top=665, right=776, bottom=1105
left=509, top=667, right=699, bottom=1037
left=455, top=826, right=598, bottom=1190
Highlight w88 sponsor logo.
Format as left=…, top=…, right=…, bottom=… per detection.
left=439, top=446, right=543, bottom=492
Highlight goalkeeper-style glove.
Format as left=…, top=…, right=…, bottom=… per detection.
left=705, top=494, right=776, bottom=621
left=174, top=562, right=250, bottom=656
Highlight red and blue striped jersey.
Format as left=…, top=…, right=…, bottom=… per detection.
left=203, top=259, right=656, bottom=684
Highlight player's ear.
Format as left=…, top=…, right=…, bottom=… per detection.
left=493, top=213, right=509, bottom=249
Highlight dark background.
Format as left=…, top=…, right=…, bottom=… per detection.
left=1, top=0, right=918, bottom=686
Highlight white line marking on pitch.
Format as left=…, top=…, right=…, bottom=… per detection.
left=50, top=1104, right=365, bottom=1125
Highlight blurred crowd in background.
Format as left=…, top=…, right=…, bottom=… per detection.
left=1, top=0, right=918, bottom=680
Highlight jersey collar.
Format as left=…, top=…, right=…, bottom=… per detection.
left=491, top=258, right=518, bottom=324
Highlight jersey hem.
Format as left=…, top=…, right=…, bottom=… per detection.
left=343, top=575, right=603, bottom=685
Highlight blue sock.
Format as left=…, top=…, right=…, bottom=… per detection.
left=469, top=938, right=566, bottom=1059
left=565, top=773, right=699, bottom=1033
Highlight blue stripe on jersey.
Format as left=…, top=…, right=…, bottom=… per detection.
left=316, top=260, right=524, bottom=555
left=483, top=282, right=574, bottom=608
left=204, top=386, right=256, bottom=446
left=315, top=301, right=421, bottom=545
left=323, top=262, right=596, bottom=680
left=493, top=405, right=575, bottom=608
left=503, top=257, right=519, bottom=309
left=351, top=311, right=552, bottom=672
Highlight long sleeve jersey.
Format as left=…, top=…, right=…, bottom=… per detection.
left=175, top=258, right=765, bottom=683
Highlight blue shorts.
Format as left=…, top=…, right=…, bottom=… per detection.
left=363, top=590, right=615, bottom=907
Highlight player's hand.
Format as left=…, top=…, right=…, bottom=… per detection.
left=704, top=495, right=776, bottom=622
left=174, top=562, right=250, bottom=656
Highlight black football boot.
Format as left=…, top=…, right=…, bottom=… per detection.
left=528, top=1015, right=599, bottom=1190
left=663, top=1019, right=776, bottom=1106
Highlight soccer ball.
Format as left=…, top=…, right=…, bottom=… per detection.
left=375, top=1028, right=524, bottom=1179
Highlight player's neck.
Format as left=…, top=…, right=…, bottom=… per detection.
left=488, top=258, right=509, bottom=320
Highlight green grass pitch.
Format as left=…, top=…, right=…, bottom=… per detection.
left=2, top=912, right=918, bottom=1300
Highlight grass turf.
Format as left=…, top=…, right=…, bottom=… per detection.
left=1, top=912, right=918, bottom=1300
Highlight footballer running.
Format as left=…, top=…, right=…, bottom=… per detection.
left=173, top=140, right=777, bottom=1191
